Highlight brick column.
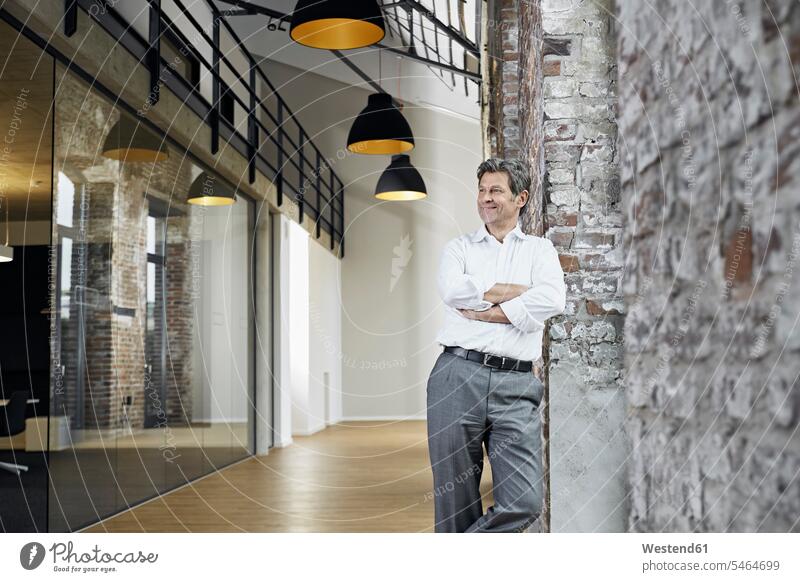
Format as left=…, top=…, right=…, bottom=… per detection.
left=82, top=182, right=117, bottom=430
left=113, top=167, right=148, bottom=431
left=165, top=215, right=194, bottom=426
left=483, top=0, right=626, bottom=532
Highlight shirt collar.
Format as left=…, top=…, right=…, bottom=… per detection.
left=470, top=222, right=528, bottom=243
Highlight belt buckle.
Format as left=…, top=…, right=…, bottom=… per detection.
left=482, top=353, right=506, bottom=369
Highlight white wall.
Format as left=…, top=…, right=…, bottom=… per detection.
left=272, top=203, right=343, bottom=438
left=272, top=213, right=307, bottom=445
left=285, top=218, right=312, bottom=436
left=272, top=211, right=343, bottom=440
left=259, top=58, right=482, bottom=421
left=309, top=239, right=343, bottom=428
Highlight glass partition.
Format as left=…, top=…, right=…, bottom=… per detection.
left=47, top=64, right=255, bottom=532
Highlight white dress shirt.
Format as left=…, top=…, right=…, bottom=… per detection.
left=435, top=220, right=567, bottom=362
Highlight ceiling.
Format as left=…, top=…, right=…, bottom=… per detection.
left=215, top=0, right=481, bottom=120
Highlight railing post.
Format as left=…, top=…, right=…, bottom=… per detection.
left=211, top=13, right=220, bottom=154
left=339, top=184, right=344, bottom=258
left=64, top=0, right=77, bottom=37
left=248, top=62, right=257, bottom=184
left=147, top=0, right=161, bottom=106
left=315, top=151, right=322, bottom=239
left=276, top=100, right=283, bottom=207
left=298, top=130, right=305, bottom=224
left=329, top=167, right=335, bottom=251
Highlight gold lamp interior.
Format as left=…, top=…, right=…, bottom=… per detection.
left=374, top=190, right=427, bottom=201
left=291, top=19, right=384, bottom=50
left=348, top=138, right=414, bottom=155
left=101, top=147, right=169, bottom=163
left=187, top=195, right=236, bottom=206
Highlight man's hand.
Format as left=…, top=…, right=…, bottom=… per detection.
left=483, top=283, right=530, bottom=305
left=458, top=304, right=512, bottom=324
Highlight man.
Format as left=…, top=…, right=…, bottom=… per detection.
left=426, top=157, right=566, bottom=533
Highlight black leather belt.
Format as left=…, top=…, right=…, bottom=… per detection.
left=443, top=345, right=533, bottom=372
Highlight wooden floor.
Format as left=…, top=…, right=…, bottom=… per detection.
left=83, top=421, right=494, bottom=532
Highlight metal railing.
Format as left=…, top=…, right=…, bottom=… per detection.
left=70, top=0, right=346, bottom=255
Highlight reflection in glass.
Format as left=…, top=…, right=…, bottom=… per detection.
left=48, top=64, right=255, bottom=532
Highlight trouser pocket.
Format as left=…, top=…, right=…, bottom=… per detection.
left=531, top=375, right=544, bottom=408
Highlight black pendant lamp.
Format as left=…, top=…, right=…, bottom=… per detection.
left=374, top=155, right=427, bottom=201
left=101, top=114, right=168, bottom=163
left=187, top=173, right=236, bottom=206
left=347, top=93, right=414, bottom=155
left=290, top=0, right=385, bottom=50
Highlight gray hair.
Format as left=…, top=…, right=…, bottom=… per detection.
left=476, top=158, right=531, bottom=212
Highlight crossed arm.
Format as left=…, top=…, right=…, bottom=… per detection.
left=437, top=238, right=567, bottom=333
left=458, top=285, right=528, bottom=324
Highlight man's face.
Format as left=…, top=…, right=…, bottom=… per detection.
left=477, top=171, right=527, bottom=226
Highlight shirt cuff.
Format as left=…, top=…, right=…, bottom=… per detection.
left=498, top=295, right=545, bottom=332
left=473, top=277, right=496, bottom=311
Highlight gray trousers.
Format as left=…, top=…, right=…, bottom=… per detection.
left=426, top=349, right=545, bottom=533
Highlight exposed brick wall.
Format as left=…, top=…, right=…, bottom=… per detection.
left=518, top=0, right=545, bottom=236
left=484, top=1, right=525, bottom=160
left=618, top=0, right=800, bottom=531
left=540, top=0, right=625, bottom=532
left=498, top=0, right=522, bottom=159
left=486, top=0, right=626, bottom=531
